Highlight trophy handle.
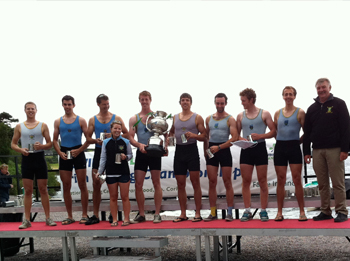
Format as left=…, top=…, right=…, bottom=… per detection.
left=145, top=113, right=154, bottom=133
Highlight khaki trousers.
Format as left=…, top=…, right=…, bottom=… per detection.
left=313, top=148, right=348, bottom=215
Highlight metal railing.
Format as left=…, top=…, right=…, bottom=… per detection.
left=0, top=154, right=60, bottom=201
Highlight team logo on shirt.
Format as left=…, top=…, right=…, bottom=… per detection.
left=103, top=129, right=107, bottom=133
left=182, top=127, right=186, bottom=131
left=119, top=145, right=124, bottom=150
left=29, top=135, right=35, bottom=140
left=326, top=106, right=333, bottom=114
left=284, top=120, right=289, bottom=126
left=214, top=123, right=219, bottom=128
left=68, top=129, right=72, bottom=132
left=249, top=125, right=253, bottom=130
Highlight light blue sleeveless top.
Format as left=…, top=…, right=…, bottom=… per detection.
left=136, top=114, right=153, bottom=145
left=241, top=109, right=266, bottom=143
left=94, top=114, right=116, bottom=148
left=276, top=108, right=301, bottom=141
left=20, top=122, right=44, bottom=152
left=59, top=116, right=82, bottom=147
left=208, top=115, right=231, bottom=143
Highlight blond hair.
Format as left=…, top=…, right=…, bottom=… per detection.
left=0, top=163, right=8, bottom=170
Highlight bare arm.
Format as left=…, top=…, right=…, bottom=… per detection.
left=298, top=108, right=305, bottom=144
left=166, top=116, right=175, bottom=147
left=71, top=117, right=89, bottom=157
left=86, top=116, right=101, bottom=145
left=187, top=114, right=206, bottom=141
left=203, top=116, right=210, bottom=156
left=35, top=123, right=52, bottom=151
left=273, top=110, right=279, bottom=139
left=11, top=124, right=29, bottom=156
left=116, top=116, right=130, bottom=140
left=168, top=116, right=175, bottom=137
left=53, top=118, right=66, bottom=159
left=128, top=115, right=146, bottom=153
left=236, top=112, right=244, bottom=140
left=251, top=110, right=276, bottom=141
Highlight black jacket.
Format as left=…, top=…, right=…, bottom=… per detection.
left=100, top=136, right=132, bottom=176
left=303, top=93, right=350, bottom=156
left=0, top=172, right=12, bottom=202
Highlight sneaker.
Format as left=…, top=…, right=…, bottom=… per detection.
left=153, top=214, right=162, bottom=223
left=131, top=212, right=146, bottom=224
left=46, top=218, right=57, bottom=226
left=85, top=215, right=100, bottom=225
left=259, top=210, right=269, bottom=222
left=334, top=213, right=348, bottom=223
left=204, top=214, right=218, bottom=222
left=108, top=213, right=113, bottom=224
left=225, top=214, right=233, bottom=222
left=313, top=212, right=333, bottom=221
left=240, top=211, right=252, bottom=222
left=19, top=219, right=31, bottom=229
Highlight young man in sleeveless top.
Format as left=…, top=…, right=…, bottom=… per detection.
left=169, top=93, right=207, bottom=222
left=128, top=91, right=164, bottom=224
left=236, top=88, right=276, bottom=222
left=53, top=95, right=89, bottom=225
left=204, top=93, right=239, bottom=222
left=274, top=86, right=306, bottom=221
left=85, top=94, right=129, bottom=225
left=11, top=102, right=56, bottom=229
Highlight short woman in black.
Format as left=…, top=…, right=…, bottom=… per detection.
left=97, top=121, right=133, bottom=226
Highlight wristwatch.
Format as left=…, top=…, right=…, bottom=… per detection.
left=218, top=146, right=221, bottom=150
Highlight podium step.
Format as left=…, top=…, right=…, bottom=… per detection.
left=80, top=256, right=161, bottom=261
left=90, top=237, right=168, bottom=248
left=90, top=237, right=168, bottom=258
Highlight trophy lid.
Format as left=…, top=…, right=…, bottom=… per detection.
left=155, top=111, right=167, bottom=118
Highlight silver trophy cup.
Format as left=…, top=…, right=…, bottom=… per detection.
left=28, top=144, right=35, bottom=153
left=145, top=111, right=169, bottom=157
left=66, top=151, right=72, bottom=160
left=115, top=153, right=122, bottom=164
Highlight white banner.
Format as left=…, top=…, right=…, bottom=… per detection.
left=62, top=141, right=304, bottom=200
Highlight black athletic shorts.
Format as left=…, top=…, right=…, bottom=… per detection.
left=240, top=141, right=268, bottom=166
left=274, top=140, right=302, bottom=166
left=174, top=143, right=200, bottom=175
left=106, top=175, right=130, bottom=185
left=92, top=147, right=102, bottom=170
left=134, top=150, right=161, bottom=172
left=21, top=151, right=48, bottom=180
left=59, top=145, right=86, bottom=171
left=206, top=142, right=232, bottom=167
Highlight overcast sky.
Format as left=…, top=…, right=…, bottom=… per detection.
left=1, top=1, right=350, bottom=146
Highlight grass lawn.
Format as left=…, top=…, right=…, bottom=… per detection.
left=50, top=163, right=59, bottom=170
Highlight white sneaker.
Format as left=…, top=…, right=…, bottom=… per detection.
left=19, top=219, right=32, bottom=229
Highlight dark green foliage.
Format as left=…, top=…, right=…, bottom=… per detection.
left=0, top=112, right=19, bottom=163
